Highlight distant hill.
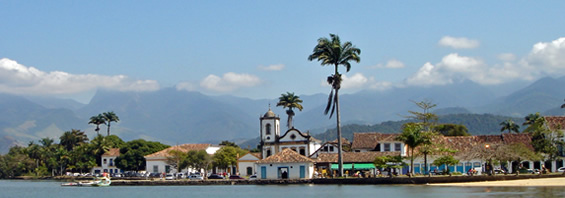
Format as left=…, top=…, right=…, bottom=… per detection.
left=312, top=113, right=520, bottom=142
left=3, top=77, right=565, bottom=153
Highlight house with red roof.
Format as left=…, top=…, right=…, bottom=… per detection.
left=91, top=148, right=121, bottom=176
left=144, top=143, right=220, bottom=174
left=256, top=148, right=315, bottom=179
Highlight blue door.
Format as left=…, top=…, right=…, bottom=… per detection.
left=261, top=166, right=267, bottom=179
left=299, top=166, right=305, bottom=178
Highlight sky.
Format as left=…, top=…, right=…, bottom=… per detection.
left=1, top=1, right=565, bottom=103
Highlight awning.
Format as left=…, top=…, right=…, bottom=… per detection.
left=330, top=163, right=375, bottom=170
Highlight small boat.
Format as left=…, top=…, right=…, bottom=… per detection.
left=61, top=176, right=111, bottom=187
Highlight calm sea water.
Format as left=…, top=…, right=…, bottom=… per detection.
left=1, top=180, right=564, bottom=198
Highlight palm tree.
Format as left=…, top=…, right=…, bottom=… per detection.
left=59, top=129, right=89, bottom=151
left=500, top=119, right=520, bottom=133
left=88, top=114, right=106, bottom=135
left=102, top=111, right=120, bottom=136
left=276, top=92, right=304, bottom=129
left=395, top=123, right=427, bottom=177
left=308, top=33, right=360, bottom=177
left=523, top=113, right=541, bottom=126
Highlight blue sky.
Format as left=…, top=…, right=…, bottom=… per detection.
left=1, top=1, right=565, bottom=103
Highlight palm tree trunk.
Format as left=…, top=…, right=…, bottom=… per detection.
left=335, top=88, right=344, bottom=177
left=107, top=122, right=111, bottom=136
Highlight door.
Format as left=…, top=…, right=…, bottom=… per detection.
left=299, top=166, right=305, bottom=178
left=261, top=166, right=267, bottom=179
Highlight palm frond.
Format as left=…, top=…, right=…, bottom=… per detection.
left=324, top=89, right=334, bottom=116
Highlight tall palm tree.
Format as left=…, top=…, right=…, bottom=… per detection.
left=59, top=129, right=89, bottom=151
left=308, top=33, right=360, bottom=177
left=276, top=92, right=304, bottom=129
left=500, top=119, right=520, bottom=133
left=395, top=123, right=427, bottom=177
left=88, top=114, right=106, bottom=135
left=102, top=111, right=120, bottom=136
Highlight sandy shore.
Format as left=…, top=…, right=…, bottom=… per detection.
left=430, top=177, right=565, bottom=187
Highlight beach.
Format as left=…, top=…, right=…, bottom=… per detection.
left=429, top=177, right=565, bottom=187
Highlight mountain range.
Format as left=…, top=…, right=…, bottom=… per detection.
left=2, top=76, right=565, bottom=153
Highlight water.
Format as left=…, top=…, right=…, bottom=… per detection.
left=1, top=180, right=564, bottom=198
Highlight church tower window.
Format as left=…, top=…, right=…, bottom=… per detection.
left=266, top=124, right=271, bottom=135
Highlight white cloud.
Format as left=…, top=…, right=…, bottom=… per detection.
left=0, top=58, right=159, bottom=96
left=258, top=64, right=285, bottom=71
left=438, top=36, right=480, bottom=49
left=341, top=73, right=369, bottom=89
left=368, top=59, right=405, bottom=69
left=523, top=37, right=565, bottom=76
left=200, top=72, right=262, bottom=92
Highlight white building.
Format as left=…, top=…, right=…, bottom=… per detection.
left=236, top=152, right=261, bottom=176
left=144, top=144, right=220, bottom=174
left=91, top=148, right=121, bottom=175
left=260, top=108, right=321, bottom=159
left=256, top=148, right=315, bottom=179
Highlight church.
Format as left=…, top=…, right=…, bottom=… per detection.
left=259, top=107, right=322, bottom=159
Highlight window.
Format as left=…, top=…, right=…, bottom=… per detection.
left=395, top=143, right=401, bottom=151
left=109, top=159, right=114, bottom=166
left=290, top=134, right=296, bottom=140
left=103, top=159, right=107, bottom=164
left=165, top=165, right=171, bottom=173
left=266, top=150, right=272, bottom=157
left=329, top=146, right=334, bottom=152
left=266, top=124, right=271, bottom=135
left=384, top=143, right=391, bottom=152
left=153, top=165, right=158, bottom=173
left=299, top=148, right=306, bottom=156
left=323, top=146, right=328, bottom=152
left=375, top=143, right=381, bottom=151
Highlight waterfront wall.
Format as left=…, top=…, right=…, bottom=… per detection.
left=107, top=174, right=565, bottom=186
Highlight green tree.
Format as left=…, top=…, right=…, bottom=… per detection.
left=308, top=33, right=360, bottom=177
left=500, top=119, right=520, bottom=133
left=59, top=129, right=89, bottom=151
left=88, top=114, right=106, bottom=135
left=102, top=111, right=120, bottom=136
left=115, top=139, right=169, bottom=171
left=276, top=92, right=304, bottom=129
left=219, top=140, right=239, bottom=148
left=406, top=100, right=439, bottom=175
left=373, top=155, right=405, bottom=177
left=406, top=100, right=438, bottom=132
left=523, top=113, right=543, bottom=133
left=432, top=155, right=459, bottom=175
left=434, top=124, right=470, bottom=136
left=395, top=123, right=428, bottom=177
left=186, top=150, right=212, bottom=177
left=90, top=134, right=112, bottom=166
left=212, top=146, right=247, bottom=173
left=167, top=150, right=188, bottom=173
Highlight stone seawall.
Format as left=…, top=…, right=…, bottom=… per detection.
left=109, top=174, right=565, bottom=186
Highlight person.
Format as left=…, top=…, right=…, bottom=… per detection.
left=467, top=168, right=473, bottom=176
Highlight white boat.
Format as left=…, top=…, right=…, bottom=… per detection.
left=61, top=176, right=111, bottom=187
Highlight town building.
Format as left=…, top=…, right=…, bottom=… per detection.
left=236, top=152, right=261, bottom=176
left=144, top=143, right=220, bottom=174
left=91, top=148, right=121, bottom=176
left=256, top=148, right=315, bottom=179
left=259, top=108, right=322, bottom=159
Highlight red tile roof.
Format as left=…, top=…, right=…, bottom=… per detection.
left=144, top=144, right=211, bottom=158
left=315, top=152, right=401, bottom=163
left=351, top=133, right=400, bottom=150
left=256, top=148, right=315, bottom=163
left=545, top=116, right=565, bottom=130
left=102, top=148, right=120, bottom=157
